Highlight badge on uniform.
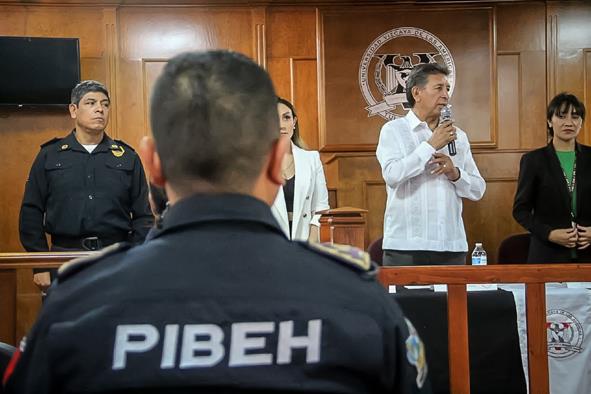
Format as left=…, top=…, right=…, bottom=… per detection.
left=405, top=318, right=428, bottom=389
left=111, top=144, right=125, bottom=158
left=60, top=144, right=69, bottom=150
left=302, top=242, right=373, bottom=273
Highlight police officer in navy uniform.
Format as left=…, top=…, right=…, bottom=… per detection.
left=18, top=80, right=153, bottom=291
left=4, top=51, right=430, bottom=393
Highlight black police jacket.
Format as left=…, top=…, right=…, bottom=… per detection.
left=4, top=194, right=430, bottom=394
left=18, top=131, right=153, bottom=251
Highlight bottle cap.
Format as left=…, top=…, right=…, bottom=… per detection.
left=475, top=242, right=482, bottom=247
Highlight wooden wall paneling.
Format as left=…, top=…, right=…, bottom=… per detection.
left=497, top=54, right=521, bottom=149
left=464, top=151, right=525, bottom=263
left=519, top=50, right=548, bottom=149
left=319, top=6, right=495, bottom=152
left=0, top=6, right=107, bottom=252
left=291, top=57, right=319, bottom=149
left=549, top=1, right=591, bottom=142
left=496, top=52, right=547, bottom=150
left=104, top=7, right=120, bottom=137
left=463, top=179, right=524, bottom=264
left=117, top=6, right=256, bottom=145
left=266, top=7, right=318, bottom=148
left=362, top=180, right=386, bottom=246
left=266, top=7, right=317, bottom=59
left=141, top=59, right=167, bottom=136
left=267, top=58, right=292, bottom=98
left=494, top=2, right=546, bottom=151
left=329, top=153, right=382, bottom=248
left=251, top=7, right=267, bottom=68
left=496, top=3, right=546, bottom=53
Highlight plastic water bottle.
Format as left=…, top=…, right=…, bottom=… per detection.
left=471, top=243, right=487, bottom=266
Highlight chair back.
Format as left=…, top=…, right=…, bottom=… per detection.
left=497, top=233, right=530, bottom=264
left=367, top=237, right=383, bottom=265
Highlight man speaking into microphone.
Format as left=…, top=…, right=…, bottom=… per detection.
left=376, top=63, right=486, bottom=266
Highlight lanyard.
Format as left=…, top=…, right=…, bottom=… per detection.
left=560, top=156, right=577, bottom=221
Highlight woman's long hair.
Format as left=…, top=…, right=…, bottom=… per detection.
left=277, top=97, right=307, bottom=149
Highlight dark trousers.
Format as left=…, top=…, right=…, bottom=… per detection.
left=383, top=249, right=467, bottom=266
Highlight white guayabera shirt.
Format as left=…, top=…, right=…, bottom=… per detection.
left=376, top=110, right=486, bottom=252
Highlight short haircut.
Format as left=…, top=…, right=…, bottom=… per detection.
left=71, top=80, right=110, bottom=105
left=546, top=92, right=586, bottom=137
left=405, top=63, right=450, bottom=107
left=277, top=97, right=307, bottom=149
left=150, top=50, right=279, bottom=193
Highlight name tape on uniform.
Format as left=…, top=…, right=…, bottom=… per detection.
left=113, top=319, right=322, bottom=370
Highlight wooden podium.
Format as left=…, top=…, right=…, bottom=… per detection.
left=318, top=207, right=368, bottom=250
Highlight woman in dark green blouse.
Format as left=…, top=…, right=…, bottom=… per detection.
left=513, top=93, right=591, bottom=263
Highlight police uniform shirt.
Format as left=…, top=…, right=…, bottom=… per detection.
left=19, top=130, right=153, bottom=251
left=4, top=194, right=430, bottom=394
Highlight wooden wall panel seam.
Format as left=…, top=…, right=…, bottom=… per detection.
left=252, top=7, right=266, bottom=68
left=547, top=13, right=557, bottom=100
left=104, top=7, right=119, bottom=138
left=490, top=6, right=499, bottom=150
left=316, top=6, right=327, bottom=151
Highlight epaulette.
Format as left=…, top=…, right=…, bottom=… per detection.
left=114, top=139, right=136, bottom=152
left=299, top=242, right=378, bottom=277
left=57, top=242, right=132, bottom=283
left=40, top=137, right=60, bottom=148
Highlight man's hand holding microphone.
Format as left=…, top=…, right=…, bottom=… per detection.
left=427, top=104, right=460, bottom=181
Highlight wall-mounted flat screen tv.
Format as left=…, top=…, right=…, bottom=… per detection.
left=0, top=36, right=81, bottom=107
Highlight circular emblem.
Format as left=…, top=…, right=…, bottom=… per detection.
left=546, top=309, right=584, bottom=359
left=358, top=27, right=456, bottom=120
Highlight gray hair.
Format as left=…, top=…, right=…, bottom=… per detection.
left=405, top=63, right=449, bottom=107
left=71, top=80, right=109, bottom=105
left=149, top=50, right=279, bottom=194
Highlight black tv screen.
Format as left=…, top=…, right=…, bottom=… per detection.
left=0, top=36, right=80, bottom=107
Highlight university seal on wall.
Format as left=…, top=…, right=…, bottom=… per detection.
left=546, top=308, right=584, bottom=359
left=358, top=27, right=456, bottom=120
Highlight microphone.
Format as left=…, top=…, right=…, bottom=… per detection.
left=440, top=104, right=456, bottom=156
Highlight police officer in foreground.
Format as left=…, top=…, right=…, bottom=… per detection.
left=18, top=80, right=153, bottom=291
left=4, top=51, right=430, bottom=393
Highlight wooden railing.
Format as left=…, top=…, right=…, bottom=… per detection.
left=2, top=255, right=591, bottom=394
left=378, top=264, right=591, bottom=394
left=0, top=252, right=91, bottom=345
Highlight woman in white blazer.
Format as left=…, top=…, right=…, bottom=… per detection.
left=272, top=98, right=330, bottom=241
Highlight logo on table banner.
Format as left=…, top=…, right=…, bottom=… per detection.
left=358, top=27, right=456, bottom=120
left=546, top=309, right=584, bottom=359
left=405, top=318, right=427, bottom=389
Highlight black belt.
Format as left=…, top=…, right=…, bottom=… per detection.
left=51, top=235, right=127, bottom=251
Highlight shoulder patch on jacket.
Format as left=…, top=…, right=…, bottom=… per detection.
left=40, top=137, right=60, bottom=148
left=57, top=242, right=132, bottom=283
left=114, top=139, right=136, bottom=152
left=300, top=242, right=376, bottom=275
